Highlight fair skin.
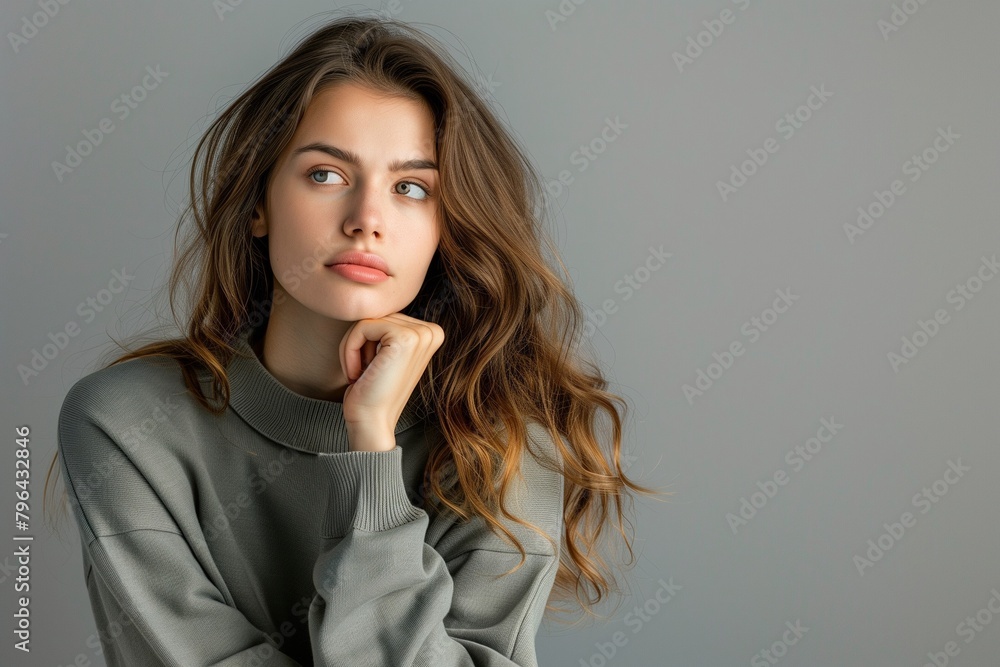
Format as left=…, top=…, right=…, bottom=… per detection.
left=250, top=81, right=445, bottom=452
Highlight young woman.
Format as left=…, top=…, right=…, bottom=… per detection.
left=45, top=13, right=663, bottom=666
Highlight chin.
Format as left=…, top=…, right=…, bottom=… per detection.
left=318, top=301, right=401, bottom=322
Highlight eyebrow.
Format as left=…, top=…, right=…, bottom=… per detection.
left=290, top=142, right=438, bottom=172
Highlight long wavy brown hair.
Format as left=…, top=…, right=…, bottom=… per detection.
left=44, top=12, right=670, bottom=623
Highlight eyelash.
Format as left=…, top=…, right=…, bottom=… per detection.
left=305, top=168, right=433, bottom=200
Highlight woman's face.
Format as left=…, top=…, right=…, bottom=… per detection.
left=252, top=81, right=441, bottom=324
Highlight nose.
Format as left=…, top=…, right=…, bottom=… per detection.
left=342, top=180, right=385, bottom=239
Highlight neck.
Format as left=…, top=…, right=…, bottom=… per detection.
left=251, top=307, right=353, bottom=403
left=223, top=325, right=425, bottom=454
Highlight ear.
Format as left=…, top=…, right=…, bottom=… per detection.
left=251, top=201, right=267, bottom=238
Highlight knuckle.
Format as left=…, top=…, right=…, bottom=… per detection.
left=398, top=329, right=420, bottom=345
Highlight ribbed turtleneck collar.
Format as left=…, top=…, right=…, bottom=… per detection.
left=222, top=326, right=426, bottom=454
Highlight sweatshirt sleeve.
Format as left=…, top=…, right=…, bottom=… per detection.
left=309, top=429, right=564, bottom=667
left=58, top=404, right=305, bottom=666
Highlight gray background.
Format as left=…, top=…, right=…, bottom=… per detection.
left=2, top=0, right=998, bottom=665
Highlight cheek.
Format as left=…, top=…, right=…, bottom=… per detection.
left=409, top=236, right=438, bottom=275
left=269, top=191, right=327, bottom=267
left=420, top=218, right=442, bottom=253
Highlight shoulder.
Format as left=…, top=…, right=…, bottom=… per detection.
left=480, top=419, right=568, bottom=553
left=60, top=354, right=187, bottom=421
left=511, top=421, right=565, bottom=505
left=523, top=420, right=565, bottom=470
left=485, top=419, right=565, bottom=486
left=425, top=419, right=568, bottom=558
left=57, top=355, right=201, bottom=540
left=58, top=354, right=193, bottom=456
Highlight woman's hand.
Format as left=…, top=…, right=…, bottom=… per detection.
left=339, top=313, right=445, bottom=452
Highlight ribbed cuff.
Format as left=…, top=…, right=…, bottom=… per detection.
left=318, top=446, right=426, bottom=536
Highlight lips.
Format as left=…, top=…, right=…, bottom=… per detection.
left=324, top=250, right=390, bottom=275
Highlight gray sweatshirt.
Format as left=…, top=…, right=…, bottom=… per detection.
left=56, top=326, right=564, bottom=666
